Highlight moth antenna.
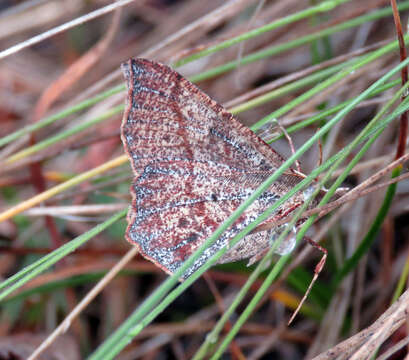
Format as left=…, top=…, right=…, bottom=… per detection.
left=288, top=236, right=327, bottom=325
left=274, top=120, right=302, bottom=173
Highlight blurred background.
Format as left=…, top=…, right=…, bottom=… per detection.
left=1, top=0, right=409, bottom=359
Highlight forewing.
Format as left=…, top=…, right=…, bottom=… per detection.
left=121, top=58, right=301, bottom=277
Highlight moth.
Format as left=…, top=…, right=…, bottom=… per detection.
left=121, top=58, right=324, bottom=279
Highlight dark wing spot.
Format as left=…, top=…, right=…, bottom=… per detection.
left=174, top=72, right=182, bottom=81
left=178, top=218, right=188, bottom=227
left=186, top=233, right=199, bottom=243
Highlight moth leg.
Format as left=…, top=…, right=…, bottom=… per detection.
left=317, top=134, right=323, bottom=168
left=246, top=248, right=269, bottom=267
left=288, top=236, right=327, bottom=325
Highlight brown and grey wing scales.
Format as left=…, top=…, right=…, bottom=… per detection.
left=121, top=58, right=304, bottom=277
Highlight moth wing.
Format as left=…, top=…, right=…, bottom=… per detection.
left=121, top=58, right=302, bottom=277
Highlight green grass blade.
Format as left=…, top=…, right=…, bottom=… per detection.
left=5, top=105, right=123, bottom=164
left=0, top=209, right=126, bottom=302
left=189, top=3, right=409, bottom=84
left=173, top=0, right=349, bottom=67
left=0, top=84, right=124, bottom=148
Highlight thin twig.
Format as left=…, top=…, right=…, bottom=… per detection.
left=390, top=0, right=409, bottom=160
left=253, top=152, right=409, bottom=233
left=312, top=288, right=409, bottom=360
left=22, top=203, right=128, bottom=216
left=225, top=39, right=391, bottom=109
left=0, top=0, right=136, bottom=59
left=27, top=246, right=139, bottom=360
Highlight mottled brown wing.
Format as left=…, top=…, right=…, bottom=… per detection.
left=121, top=58, right=304, bottom=278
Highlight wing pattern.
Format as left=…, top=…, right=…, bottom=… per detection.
left=121, top=58, right=306, bottom=277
